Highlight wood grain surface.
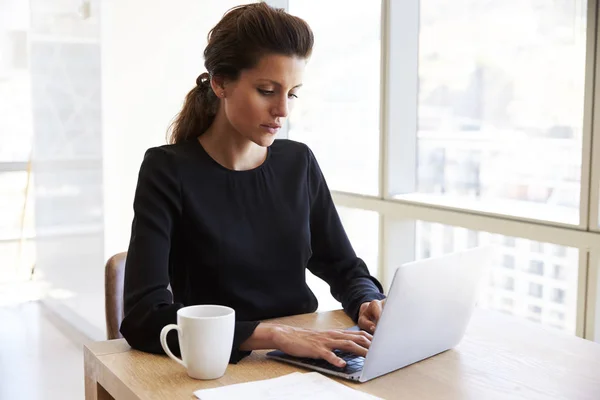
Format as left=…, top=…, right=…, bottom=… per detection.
left=84, top=309, right=600, bottom=400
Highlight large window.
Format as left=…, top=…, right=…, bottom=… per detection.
left=414, top=222, right=578, bottom=333
left=392, top=0, right=588, bottom=225
left=271, top=0, right=600, bottom=341
left=0, top=1, right=36, bottom=283
left=287, top=0, right=381, bottom=196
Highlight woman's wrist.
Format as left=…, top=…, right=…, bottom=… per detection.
left=239, top=323, right=290, bottom=351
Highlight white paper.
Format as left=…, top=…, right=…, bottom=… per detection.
left=193, top=372, right=383, bottom=400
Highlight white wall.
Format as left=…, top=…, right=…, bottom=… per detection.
left=102, top=0, right=252, bottom=260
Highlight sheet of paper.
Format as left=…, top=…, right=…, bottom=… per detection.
left=193, top=372, right=383, bottom=400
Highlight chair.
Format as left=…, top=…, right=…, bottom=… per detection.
left=105, top=252, right=127, bottom=340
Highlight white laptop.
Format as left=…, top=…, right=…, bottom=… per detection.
left=267, top=246, right=494, bottom=382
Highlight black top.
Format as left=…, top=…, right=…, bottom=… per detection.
left=120, top=138, right=386, bottom=363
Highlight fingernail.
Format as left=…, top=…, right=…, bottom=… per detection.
left=371, top=325, right=375, bottom=332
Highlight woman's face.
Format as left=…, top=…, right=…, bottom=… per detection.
left=219, top=54, right=306, bottom=147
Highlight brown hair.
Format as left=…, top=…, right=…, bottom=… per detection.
left=168, top=3, right=314, bottom=144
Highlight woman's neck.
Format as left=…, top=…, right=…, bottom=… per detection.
left=199, top=117, right=267, bottom=171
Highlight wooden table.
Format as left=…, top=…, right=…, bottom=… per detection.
left=84, top=309, right=600, bottom=400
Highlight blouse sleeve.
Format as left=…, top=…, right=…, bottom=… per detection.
left=305, top=147, right=386, bottom=322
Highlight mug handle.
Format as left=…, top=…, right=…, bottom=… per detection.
left=160, top=324, right=185, bottom=367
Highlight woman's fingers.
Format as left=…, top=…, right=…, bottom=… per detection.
left=341, top=332, right=372, bottom=349
left=344, top=329, right=374, bottom=340
left=328, top=339, right=369, bottom=357
left=323, top=331, right=372, bottom=350
left=369, top=300, right=384, bottom=323
left=358, top=314, right=376, bottom=334
left=319, top=349, right=347, bottom=367
left=358, top=299, right=386, bottom=333
left=328, top=329, right=373, bottom=341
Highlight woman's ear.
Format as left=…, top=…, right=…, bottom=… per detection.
left=210, top=75, right=227, bottom=98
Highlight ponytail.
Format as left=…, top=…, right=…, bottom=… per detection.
left=167, top=72, right=218, bottom=144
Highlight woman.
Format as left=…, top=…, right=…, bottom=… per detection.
left=120, top=3, right=386, bottom=368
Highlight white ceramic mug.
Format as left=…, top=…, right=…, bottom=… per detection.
left=160, top=305, right=235, bottom=380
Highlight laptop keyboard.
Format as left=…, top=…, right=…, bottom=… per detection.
left=276, top=349, right=365, bottom=374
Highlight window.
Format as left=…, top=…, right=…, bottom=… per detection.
left=277, top=0, right=592, bottom=340
left=420, top=239, right=432, bottom=259
left=551, top=288, right=566, bottom=304
left=527, top=304, right=543, bottom=323
left=528, top=305, right=542, bottom=315
left=528, top=260, right=545, bottom=276
left=502, top=254, right=515, bottom=269
left=554, top=245, right=567, bottom=258
left=501, top=297, right=514, bottom=308
left=531, top=242, right=544, bottom=254
left=467, top=229, right=479, bottom=248
left=443, top=225, right=455, bottom=253
left=553, top=264, right=567, bottom=280
left=499, top=276, right=515, bottom=291
left=529, top=283, right=543, bottom=298
left=0, top=171, right=35, bottom=239
left=287, top=0, right=381, bottom=195
left=550, top=310, right=565, bottom=322
left=0, top=4, right=36, bottom=283
left=0, top=240, right=36, bottom=283
left=390, top=0, right=587, bottom=226
left=0, top=60, right=33, bottom=162
left=411, top=221, right=579, bottom=332
left=0, top=170, right=36, bottom=283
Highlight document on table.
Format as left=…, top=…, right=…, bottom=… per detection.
left=193, top=372, right=383, bottom=400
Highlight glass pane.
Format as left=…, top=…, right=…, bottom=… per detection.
left=307, top=207, right=379, bottom=311
left=33, top=167, right=103, bottom=230
left=0, top=0, right=33, bottom=162
left=287, top=0, right=380, bottom=195
left=0, top=171, right=35, bottom=240
left=0, top=240, right=36, bottom=283
left=415, top=221, right=579, bottom=333
left=400, top=1, right=587, bottom=224
left=0, top=170, right=36, bottom=283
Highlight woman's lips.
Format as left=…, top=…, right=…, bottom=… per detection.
left=260, top=124, right=281, bottom=134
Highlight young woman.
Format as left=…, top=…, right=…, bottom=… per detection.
left=121, top=3, right=386, bottom=368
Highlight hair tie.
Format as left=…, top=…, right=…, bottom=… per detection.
left=196, top=72, right=210, bottom=87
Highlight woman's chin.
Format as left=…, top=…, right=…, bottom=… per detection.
left=252, top=134, right=278, bottom=148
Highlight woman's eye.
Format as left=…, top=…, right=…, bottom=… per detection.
left=289, top=93, right=298, bottom=99
left=258, top=89, right=274, bottom=95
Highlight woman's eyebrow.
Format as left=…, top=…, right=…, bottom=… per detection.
left=256, top=79, right=303, bottom=89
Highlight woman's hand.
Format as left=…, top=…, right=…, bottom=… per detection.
left=358, top=299, right=386, bottom=334
left=271, top=326, right=373, bottom=368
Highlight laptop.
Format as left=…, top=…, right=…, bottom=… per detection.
left=266, top=246, right=494, bottom=382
